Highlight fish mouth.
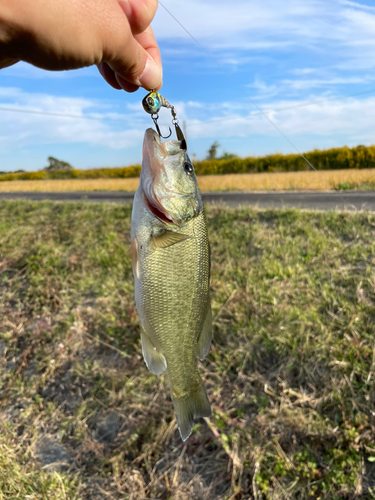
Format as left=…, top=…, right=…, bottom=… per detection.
left=142, top=129, right=174, bottom=224
left=142, top=189, right=173, bottom=224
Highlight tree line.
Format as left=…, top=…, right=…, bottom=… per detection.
left=1, top=144, right=375, bottom=181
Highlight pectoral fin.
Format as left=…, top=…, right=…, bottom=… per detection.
left=151, top=230, right=190, bottom=249
left=141, top=327, right=167, bottom=375
left=196, top=302, right=212, bottom=360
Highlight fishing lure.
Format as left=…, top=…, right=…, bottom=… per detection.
left=142, top=91, right=187, bottom=150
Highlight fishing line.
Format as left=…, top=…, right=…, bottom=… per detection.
left=158, top=1, right=363, bottom=206
left=159, top=1, right=318, bottom=172
left=0, top=87, right=373, bottom=132
left=0, top=106, right=148, bottom=123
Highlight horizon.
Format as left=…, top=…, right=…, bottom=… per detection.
left=1, top=0, right=375, bottom=172
left=2, top=140, right=374, bottom=175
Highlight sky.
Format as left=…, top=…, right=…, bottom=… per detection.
left=1, top=0, right=375, bottom=171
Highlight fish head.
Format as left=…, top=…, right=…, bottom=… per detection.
left=141, top=128, right=202, bottom=226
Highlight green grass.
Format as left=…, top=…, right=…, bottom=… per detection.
left=1, top=200, right=375, bottom=499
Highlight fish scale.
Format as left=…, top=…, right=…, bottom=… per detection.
left=140, top=212, right=209, bottom=394
left=131, top=128, right=212, bottom=441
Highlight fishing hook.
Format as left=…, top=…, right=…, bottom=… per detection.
left=143, top=91, right=187, bottom=148
left=151, top=113, right=172, bottom=139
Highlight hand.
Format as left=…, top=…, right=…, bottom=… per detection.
left=0, top=0, right=162, bottom=92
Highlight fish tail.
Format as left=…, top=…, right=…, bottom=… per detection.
left=172, top=379, right=211, bottom=442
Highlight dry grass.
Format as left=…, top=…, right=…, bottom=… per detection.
left=1, top=168, right=375, bottom=192
left=197, top=168, right=375, bottom=191
left=1, top=200, right=375, bottom=499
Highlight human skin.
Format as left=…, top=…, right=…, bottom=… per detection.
left=0, top=0, right=162, bottom=93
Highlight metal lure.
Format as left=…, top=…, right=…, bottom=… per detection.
left=142, top=91, right=187, bottom=150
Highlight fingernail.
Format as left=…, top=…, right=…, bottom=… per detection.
left=136, top=56, right=162, bottom=90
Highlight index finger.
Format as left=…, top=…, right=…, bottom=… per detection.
left=112, top=25, right=162, bottom=91
left=134, top=26, right=162, bottom=89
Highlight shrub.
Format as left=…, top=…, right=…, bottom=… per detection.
left=1, top=144, right=375, bottom=182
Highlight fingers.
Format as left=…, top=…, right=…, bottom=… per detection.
left=103, top=24, right=162, bottom=91
left=98, top=0, right=162, bottom=92
left=97, top=62, right=122, bottom=90
left=0, top=57, right=19, bottom=70
left=118, top=0, right=158, bottom=35
left=115, top=74, right=140, bottom=92
left=135, top=25, right=161, bottom=75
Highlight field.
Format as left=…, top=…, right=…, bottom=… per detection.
left=0, top=168, right=375, bottom=193
left=1, top=200, right=375, bottom=499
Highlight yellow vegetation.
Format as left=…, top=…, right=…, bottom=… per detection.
left=0, top=168, right=374, bottom=192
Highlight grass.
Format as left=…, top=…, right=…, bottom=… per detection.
left=1, top=200, right=375, bottom=499
left=0, top=168, right=375, bottom=192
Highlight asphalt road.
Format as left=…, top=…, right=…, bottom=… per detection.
left=0, top=190, right=374, bottom=211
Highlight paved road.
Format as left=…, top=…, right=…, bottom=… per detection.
left=0, top=190, right=374, bottom=211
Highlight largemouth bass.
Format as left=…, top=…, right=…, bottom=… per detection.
left=131, top=128, right=212, bottom=441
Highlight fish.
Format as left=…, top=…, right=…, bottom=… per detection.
left=131, top=128, right=212, bottom=441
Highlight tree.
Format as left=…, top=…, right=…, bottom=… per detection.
left=43, top=156, right=73, bottom=171
left=220, top=152, right=238, bottom=160
left=206, top=141, right=220, bottom=160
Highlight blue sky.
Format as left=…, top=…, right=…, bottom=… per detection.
left=1, top=0, right=375, bottom=171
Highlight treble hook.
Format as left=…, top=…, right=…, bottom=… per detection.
left=151, top=113, right=172, bottom=139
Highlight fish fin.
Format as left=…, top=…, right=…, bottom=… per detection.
left=131, top=237, right=139, bottom=278
left=173, top=379, right=211, bottom=441
left=151, top=230, right=190, bottom=249
left=197, top=302, right=212, bottom=361
left=141, top=328, right=167, bottom=375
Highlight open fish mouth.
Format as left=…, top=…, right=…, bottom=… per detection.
left=142, top=128, right=175, bottom=224
left=142, top=189, right=173, bottom=224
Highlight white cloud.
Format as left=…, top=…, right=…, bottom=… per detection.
left=0, top=87, right=374, bottom=170
left=154, top=0, right=375, bottom=71
left=0, top=87, right=146, bottom=154
left=339, top=0, right=375, bottom=11
left=0, top=62, right=99, bottom=79
left=281, top=76, right=372, bottom=90
left=177, top=94, right=375, bottom=151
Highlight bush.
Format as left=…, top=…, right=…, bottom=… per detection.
left=1, top=144, right=375, bottom=182
left=44, top=157, right=73, bottom=171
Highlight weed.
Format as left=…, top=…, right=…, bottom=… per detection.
left=1, top=200, right=375, bottom=498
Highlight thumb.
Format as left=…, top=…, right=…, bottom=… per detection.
left=104, top=28, right=162, bottom=90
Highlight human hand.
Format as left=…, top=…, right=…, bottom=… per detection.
left=0, top=0, right=162, bottom=92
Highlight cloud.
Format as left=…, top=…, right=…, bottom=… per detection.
left=0, top=87, right=146, bottom=153
left=0, top=62, right=99, bottom=79
left=155, top=0, right=375, bottom=72
left=176, top=94, right=375, bottom=150
left=0, top=86, right=374, bottom=170
left=338, top=0, right=375, bottom=11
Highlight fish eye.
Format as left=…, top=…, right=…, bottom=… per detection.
left=184, top=162, right=194, bottom=175
left=147, top=97, right=155, bottom=106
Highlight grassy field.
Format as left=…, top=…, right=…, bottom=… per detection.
left=1, top=200, right=375, bottom=499
left=0, top=168, right=375, bottom=192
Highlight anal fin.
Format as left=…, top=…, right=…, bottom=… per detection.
left=197, top=302, right=212, bottom=361
left=141, top=328, right=167, bottom=375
